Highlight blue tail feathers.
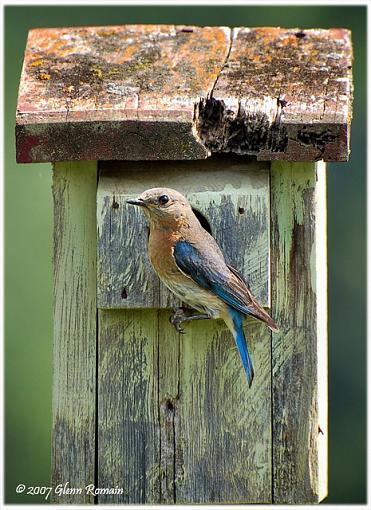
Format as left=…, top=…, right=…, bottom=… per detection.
left=228, top=307, right=254, bottom=387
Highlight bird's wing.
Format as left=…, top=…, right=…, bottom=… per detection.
left=226, top=262, right=279, bottom=330
left=226, top=263, right=251, bottom=291
left=173, top=240, right=279, bottom=331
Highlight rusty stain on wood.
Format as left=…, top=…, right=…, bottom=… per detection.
left=96, top=157, right=270, bottom=309
left=16, top=25, right=352, bottom=163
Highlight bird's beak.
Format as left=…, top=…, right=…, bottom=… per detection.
left=126, top=198, right=147, bottom=207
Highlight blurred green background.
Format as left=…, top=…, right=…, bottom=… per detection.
left=5, top=5, right=366, bottom=504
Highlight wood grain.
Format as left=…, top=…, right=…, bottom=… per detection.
left=51, top=161, right=97, bottom=503
left=175, top=316, right=271, bottom=503
left=97, top=309, right=272, bottom=503
left=97, top=309, right=160, bottom=503
left=97, top=157, right=270, bottom=309
left=270, top=161, right=328, bottom=503
left=196, top=27, right=352, bottom=161
left=50, top=158, right=328, bottom=503
left=16, top=26, right=352, bottom=163
left=16, top=25, right=230, bottom=162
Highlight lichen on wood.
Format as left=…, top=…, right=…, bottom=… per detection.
left=16, top=25, right=230, bottom=162
left=195, top=28, right=352, bottom=162
left=16, top=25, right=352, bottom=163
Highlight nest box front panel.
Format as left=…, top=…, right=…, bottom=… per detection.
left=97, top=158, right=270, bottom=309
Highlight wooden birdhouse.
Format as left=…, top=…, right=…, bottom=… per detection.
left=16, top=25, right=353, bottom=504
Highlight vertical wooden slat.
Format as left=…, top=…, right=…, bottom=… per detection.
left=157, top=310, right=181, bottom=503
left=316, top=163, right=328, bottom=500
left=175, top=317, right=272, bottom=503
left=51, top=161, right=97, bottom=503
left=98, top=309, right=271, bottom=504
left=97, top=309, right=182, bottom=504
left=271, top=161, right=328, bottom=503
left=97, top=309, right=160, bottom=504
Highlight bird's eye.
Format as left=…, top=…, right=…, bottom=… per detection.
left=158, top=194, right=169, bottom=205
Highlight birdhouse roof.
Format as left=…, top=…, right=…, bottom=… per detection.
left=16, top=25, right=353, bottom=163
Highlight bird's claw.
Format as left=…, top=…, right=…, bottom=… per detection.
left=169, top=316, right=186, bottom=334
left=169, top=307, right=189, bottom=334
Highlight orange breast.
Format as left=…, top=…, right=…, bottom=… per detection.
left=147, top=223, right=225, bottom=319
left=148, top=227, right=180, bottom=278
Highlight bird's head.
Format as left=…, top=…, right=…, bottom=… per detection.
left=126, top=188, right=193, bottom=225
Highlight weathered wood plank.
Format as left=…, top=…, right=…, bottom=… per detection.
left=97, top=309, right=272, bottom=503
left=51, top=161, right=97, bottom=503
left=157, top=310, right=181, bottom=503
left=97, top=309, right=160, bottom=503
left=97, top=309, right=183, bottom=504
left=270, top=161, right=328, bottom=503
left=175, top=316, right=272, bottom=503
left=16, top=25, right=230, bottom=162
left=16, top=25, right=352, bottom=163
left=196, top=27, right=352, bottom=161
left=158, top=312, right=272, bottom=503
left=97, top=157, right=270, bottom=309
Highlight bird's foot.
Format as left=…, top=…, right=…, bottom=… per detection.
left=169, top=307, right=191, bottom=334
left=169, top=307, right=211, bottom=333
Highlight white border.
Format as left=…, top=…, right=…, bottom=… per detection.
left=1, top=0, right=369, bottom=509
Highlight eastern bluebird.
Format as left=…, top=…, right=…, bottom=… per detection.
left=127, top=188, right=278, bottom=387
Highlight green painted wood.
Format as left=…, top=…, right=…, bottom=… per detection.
left=97, top=308, right=272, bottom=503
left=175, top=316, right=272, bottom=503
left=97, top=158, right=270, bottom=309
left=95, top=158, right=327, bottom=504
left=96, top=157, right=273, bottom=503
left=97, top=309, right=160, bottom=504
left=157, top=310, right=181, bottom=503
left=51, top=161, right=97, bottom=503
left=270, top=161, right=328, bottom=503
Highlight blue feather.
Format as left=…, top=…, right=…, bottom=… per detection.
left=211, top=282, right=252, bottom=315
left=174, top=240, right=211, bottom=288
left=174, top=240, right=252, bottom=315
left=174, top=240, right=254, bottom=385
left=227, top=307, right=254, bottom=387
